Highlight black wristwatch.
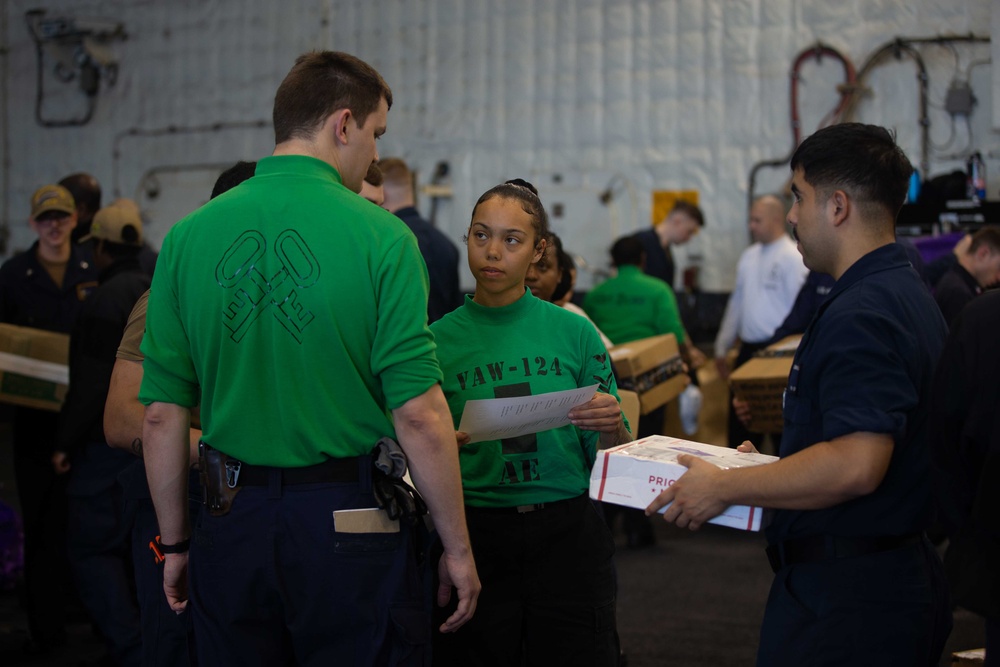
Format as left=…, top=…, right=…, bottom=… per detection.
left=159, top=538, right=191, bottom=554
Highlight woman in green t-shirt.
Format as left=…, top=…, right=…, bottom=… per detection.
left=430, top=180, right=629, bottom=666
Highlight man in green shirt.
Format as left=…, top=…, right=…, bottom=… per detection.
left=584, top=236, right=687, bottom=347
left=139, top=51, right=479, bottom=665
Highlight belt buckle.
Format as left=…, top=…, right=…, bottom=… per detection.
left=516, top=503, right=544, bottom=514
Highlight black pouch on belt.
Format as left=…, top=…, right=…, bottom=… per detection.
left=371, top=436, right=427, bottom=525
left=199, top=441, right=241, bottom=517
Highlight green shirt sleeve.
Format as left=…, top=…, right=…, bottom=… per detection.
left=139, top=231, right=200, bottom=408
left=370, top=233, right=443, bottom=410
left=655, top=284, right=686, bottom=345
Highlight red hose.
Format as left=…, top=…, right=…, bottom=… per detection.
left=790, top=44, right=858, bottom=147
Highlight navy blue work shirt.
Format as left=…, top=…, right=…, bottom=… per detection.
left=766, top=243, right=947, bottom=545
left=631, top=228, right=676, bottom=288
left=768, top=271, right=835, bottom=343
left=393, top=206, right=462, bottom=323
left=0, top=241, right=99, bottom=332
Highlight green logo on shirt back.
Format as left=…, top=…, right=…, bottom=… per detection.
left=216, top=229, right=320, bottom=343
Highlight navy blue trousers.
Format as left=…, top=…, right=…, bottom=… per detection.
left=67, top=442, right=141, bottom=666
left=757, top=537, right=951, bottom=666
left=121, top=460, right=203, bottom=667
left=189, top=474, right=429, bottom=666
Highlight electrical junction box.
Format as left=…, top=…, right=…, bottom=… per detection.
left=945, top=81, right=977, bottom=117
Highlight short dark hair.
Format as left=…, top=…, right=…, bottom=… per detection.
left=98, top=238, right=142, bottom=261
left=211, top=161, right=257, bottom=200
left=791, top=123, right=912, bottom=221
left=669, top=200, right=705, bottom=227
left=364, top=162, right=385, bottom=187
left=544, top=232, right=575, bottom=303
left=469, top=178, right=550, bottom=248
left=58, top=173, right=101, bottom=217
left=611, top=235, right=645, bottom=267
left=273, top=51, right=393, bottom=144
left=968, top=228, right=1000, bottom=255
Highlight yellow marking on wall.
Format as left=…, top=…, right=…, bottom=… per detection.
left=652, top=190, right=699, bottom=226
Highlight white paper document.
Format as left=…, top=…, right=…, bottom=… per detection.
left=458, top=384, right=599, bottom=444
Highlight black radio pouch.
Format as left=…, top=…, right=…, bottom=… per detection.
left=371, top=437, right=427, bottom=525
left=199, top=441, right=242, bottom=517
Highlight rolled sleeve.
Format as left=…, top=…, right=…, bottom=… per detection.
left=138, top=235, right=200, bottom=408
left=370, top=234, right=443, bottom=410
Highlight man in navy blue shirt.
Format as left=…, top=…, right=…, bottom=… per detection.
left=648, top=123, right=951, bottom=666
left=629, top=201, right=704, bottom=288
left=380, top=157, right=462, bottom=323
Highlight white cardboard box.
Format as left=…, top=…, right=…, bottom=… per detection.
left=590, top=435, right=777, bottom=531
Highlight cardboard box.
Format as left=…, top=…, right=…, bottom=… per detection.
left=728, top=335, right=802, bottom=433
left=591, top=435, right=776, bottom=531
left=0, top=323, right=70, bottom=412
left=609, top=334, right=689, bottom=415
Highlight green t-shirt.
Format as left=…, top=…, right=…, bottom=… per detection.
left=139, top=155, right=442, bottom=466
left=430, top=290, right=627, bottom=508
left=582, top=264, right=686, bottom=345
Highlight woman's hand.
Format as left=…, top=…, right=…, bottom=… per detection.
left=568, top=392, right=630, bottom=448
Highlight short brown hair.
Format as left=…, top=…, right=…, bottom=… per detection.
left=968, top=228, right=1000, bottom=255
left=378, top=158, right=412, bottom=187
left=273, top=51, right=393, bottom=144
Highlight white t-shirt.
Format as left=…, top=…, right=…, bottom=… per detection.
left=714, top=234, right=808, bottom=357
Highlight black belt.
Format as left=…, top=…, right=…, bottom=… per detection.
left=766, top=533, right=922, bottom=573
left=466, top=493, right=585, bottom=515
left=231, top=456, right=361, bottom=487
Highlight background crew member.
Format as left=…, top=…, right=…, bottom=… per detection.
left=714, top=195, right=807, bottom=449
left=933, top=227, right=1000, bottom=326
left=930, top=290, right=1000, bottom=667
left=359, top=162, right=386, bottom=206
left=104, top=161, right=257, bottom=667
left=60, top=172, right=159, bottom=277
left=138, top=51, right=479, bottom=665
left=524, top=231, right=612, bottom=349
left=431, top=179, right=629, bottom=666
left=648, top=123, right=952, bottom=666
left=628, top=201, right=706, bottom=395
left=629, top=200, right=704, bottom=288
left=0, top=184, right=98, bottom=655
left=53, top=199, right=151, bottom=666
left=380, top=157, right=463, bottom=322
left=583, top=235, right=689, bottom=549
left=59, top=173, right=102, bottom=247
